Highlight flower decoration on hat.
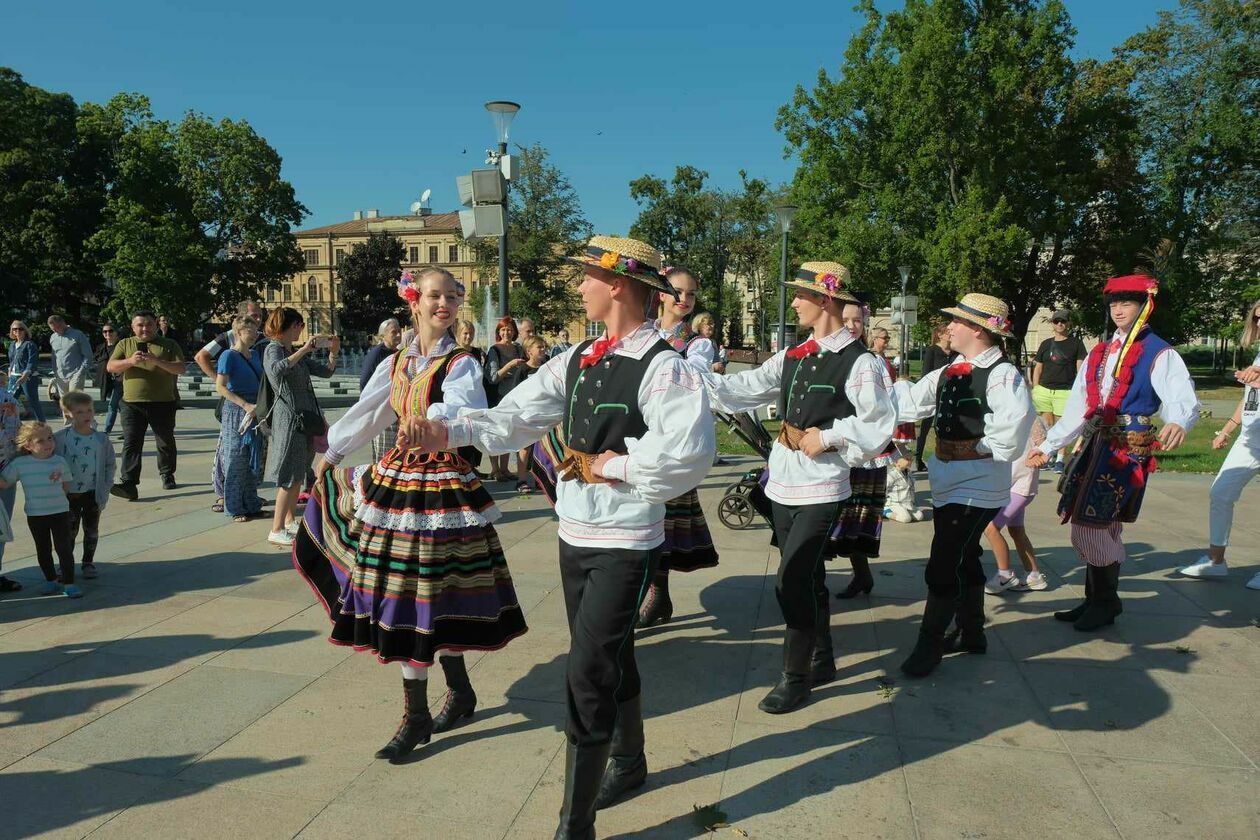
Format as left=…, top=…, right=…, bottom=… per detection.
left=397, top=270, right=419, bottom=303
left=986, top=314, right=1010, bottom=333
left=599, top=251, right=620, bottom=271
left=820, top=273, right=840, bottom=294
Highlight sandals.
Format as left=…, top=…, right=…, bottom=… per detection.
left=0, top=576, right=22, bottom=593
left=515, top=481, right=533, bottom=494
left=212, top=499, right=225, bottom=513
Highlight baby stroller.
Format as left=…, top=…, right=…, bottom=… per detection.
left=714, top=411, right=775, bottom=531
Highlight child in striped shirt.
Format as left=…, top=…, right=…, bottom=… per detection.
left=0, top=421, right=78, bottom=597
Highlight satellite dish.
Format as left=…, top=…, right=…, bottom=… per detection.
left=410, top=201, right=422, bottom=214
left=420, top=188, right=432, bottom=206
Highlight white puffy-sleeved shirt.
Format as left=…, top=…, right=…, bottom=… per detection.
left=653, top=320, right=716, bottom=374
left=700, top=327, right=896, bottom=506
left=323, top=334, right=486, bottom=465
left=1038, top=329, right=1200, bottom=456
left=445, top=322, right=716, bottom=551
left=894, top=345, right=1035, bottom=509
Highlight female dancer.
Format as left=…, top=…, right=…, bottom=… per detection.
left=638, top=267, right=720, bottom=627
left=295, top=267, right=527, bottom=763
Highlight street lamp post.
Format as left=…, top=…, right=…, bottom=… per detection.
left=897, top=265, right=911, bottom=378
left=773, top=204, right=797, bottom=352
left=485, top=101, right=520, bottom=318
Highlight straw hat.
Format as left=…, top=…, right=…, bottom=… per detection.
left=780, top=261, right=861, bottom=304
left=566, top=235, right=675, bottom=297
left=939, top=293, right=1015, bottom=338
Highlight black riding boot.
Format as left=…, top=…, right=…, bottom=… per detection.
left=554, top=740, right=612, bottom=840
left=811, top=591, right=837, bottom=686
left=943, top=585, right=987, bottom=654
left=1074, top=564, right=1122, bottom=632
left=375, top=677, right=433, bottom=763
left=1055, top=567, right=1093, bottom=622
left=595, top=695, right=647, bottom=809
left=835, top=554, right=874, bottom=599
left=758, top=628, right=813, bottom=713
left=637, top=572, right=673, bottom=628
left=900, top=592, right=957, bottom=678
left=433, top=655, right=477, bottom=733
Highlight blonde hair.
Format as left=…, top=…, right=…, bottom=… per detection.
left=523, top=336, right=547, bottom=353
left=454, top=319, right=477, bottom=344
left=60, top=391, right=93, bottom=412
left=15, top=421, right=52, bottom=454
left=231, top=316, right=259, bottom=351
left=407, top=267, right=464, bottom=337
left=1243, top=300, right=1260, bottom=348
left=691, top=312, right=714, bottom=334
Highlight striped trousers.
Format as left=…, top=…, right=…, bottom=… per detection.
left=1070, top=522, right=1127, bottom=567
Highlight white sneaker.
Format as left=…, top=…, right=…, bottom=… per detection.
left=1020, top=571, right=1049, bottom=591
left=268, top=530, right=294, bottom=547
left=1178, top=556, right=1229, bottom=579
left=1246, top=571, right=1260, bottom=591
left=285, top=520, right=301, bottom=535
left=885, top=508, right=914, bottom=523
left=985, top=572, right=1020, bottom=595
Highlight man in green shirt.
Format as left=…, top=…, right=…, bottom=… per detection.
left=107, top=311, right=185, bottom=499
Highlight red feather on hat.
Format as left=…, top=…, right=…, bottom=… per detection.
left=1103, top=274, right=1158, bottom=295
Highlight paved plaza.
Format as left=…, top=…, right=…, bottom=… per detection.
left=1, top=406, right=1258, bottom=839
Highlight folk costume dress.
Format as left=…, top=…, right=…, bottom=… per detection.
left=293, top=335, right=527, bottom=665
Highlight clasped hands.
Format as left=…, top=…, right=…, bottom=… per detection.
left=391, top=418, right=619, bottom=481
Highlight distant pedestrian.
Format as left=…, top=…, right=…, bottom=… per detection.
left=0, top=421, right=79, bottom=597
left=914, top=321, right=952, bottom=471
left=54, top=392, right=116, bottom=580
left=982, top=419, right=1048, bottom=595
left=158, top=315, right=186, bottom=352
left=108, top=311, right=185, bottom=500
left=215, top=316, right=267, bottom=522
left=361, top=318, right=402, bottom=463
left=7, top=321, right=46, bottom=422
left=454, top=319, right=484, bottom=365
left=548, top=328, right=572, bottom=360
left=95, top=323, right=124, bottom=433
left=0, top=376, right=20, bottom=593
left=484, top=316, right=526, bottom=481
left=46, top=316, right=94, bottom=421
left=1031, top=309, right=1089, bottom=469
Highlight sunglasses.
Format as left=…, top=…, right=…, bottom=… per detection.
left=1051, top=319, right=1067, bottom=325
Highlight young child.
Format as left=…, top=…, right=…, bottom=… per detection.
left=0, top=373, right=20, bottom=593
left=0, top=421, right=78, bottom=597
left=985, top=418, right=1048, bottom=593
left=515, top=336, right=550, bottom=494
left=883, top=446, right=923, bottom=523
left=54, top=392, right=117, bottom=579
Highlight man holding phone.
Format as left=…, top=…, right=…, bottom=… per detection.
left=107, top=311, right=186, bottom=500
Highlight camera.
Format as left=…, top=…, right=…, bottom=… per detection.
left=315, top=337, right=333, bottom=350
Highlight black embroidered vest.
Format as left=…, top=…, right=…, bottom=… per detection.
left=934, top=359, right=1005, bottom=440
left=563, top=338, right=676, bottom=454
left=777, top=340, right=867, bottom=428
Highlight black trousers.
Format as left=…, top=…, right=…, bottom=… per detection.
left=770, top=500, right=842, bottom=631
left=925, top=503, right=999, bottom=597
left=119, top=400, right=178, bottom=485
left=914, top=416, right=935, bottom=464
left=558, top=540, right=658, bottom=746
left=29, top=512, right=75, bottom=584
left=67, top=492, right=101, bottom=565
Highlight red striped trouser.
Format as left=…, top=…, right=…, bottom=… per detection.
left=1070, top=521, right=1126, bottom=567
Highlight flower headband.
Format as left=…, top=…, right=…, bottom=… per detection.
left=397, top=270, right=418, bottom=302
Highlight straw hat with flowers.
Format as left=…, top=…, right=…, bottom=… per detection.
left=566, top=235, right=676, bottom=297
left=939, top=293, right=1015, bottom=338
left=780, top=261, right=861, bottom=305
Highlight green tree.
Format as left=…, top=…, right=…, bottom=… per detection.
left=776, top=0, right=1144, bottom=343
left=336, top=232, right=406, bottom=336
left=726, top=173, right=782, bottom=348
left=472, top=143, right=590, bottom=332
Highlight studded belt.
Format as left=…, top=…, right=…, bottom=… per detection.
left=935, top=437, right=992, bottom=462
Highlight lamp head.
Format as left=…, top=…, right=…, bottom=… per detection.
left=773, top=203, right=798, bottom=234
left=485, top=100, right=521, bottom=146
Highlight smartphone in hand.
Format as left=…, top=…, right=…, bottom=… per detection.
left=315, top=337, right=332, bottom=350
left=136, top=341, right=150, bottom=353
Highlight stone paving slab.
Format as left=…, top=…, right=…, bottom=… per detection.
left=0, top=407, right=1258, bottom=839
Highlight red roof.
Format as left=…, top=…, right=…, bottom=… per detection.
left=296, top=212, right=461, bottom=236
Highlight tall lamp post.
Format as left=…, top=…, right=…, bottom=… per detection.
left=485, top=100, right=520, bottom=318
left=897, top=265, right=911, bottom=378
left=773, top=204, right=797, bottom=352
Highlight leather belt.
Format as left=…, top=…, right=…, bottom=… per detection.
left=776, top=422, right=836, bottom=453
left=557, top=443, right=619, bottom=485
left=935, top=437, right=992, bottom=462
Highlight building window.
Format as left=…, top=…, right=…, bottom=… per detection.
left=447, top=244, right=458, bottom=262
left=266, top=287, right=276, bottom=303
left=334, top=248, right=345, bottom=266
left=309, top=314, right=321, bottom=334
left=428, top=245, right=439, bottom=263
left=303, top=249, right=318, bottom=266
left=307, top=277, right=319, bottom=302
left=282, top=284, right=292, bottom=301
left=409, top=246, right=419, bottom=264
left=585, top=320, right=602, bottom=339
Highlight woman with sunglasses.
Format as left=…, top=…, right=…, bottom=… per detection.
left=7, top=322, right=45, bottom=422
left=1030, top=310, right=1089, bottom=471
left=94, top=324, right=123, bottom=433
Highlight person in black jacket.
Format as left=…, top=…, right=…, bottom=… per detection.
left=914, top=321, right=952, bottom=471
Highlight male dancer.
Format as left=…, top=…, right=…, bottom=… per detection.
left=700, top=262, right=896, bottom=713
left=1028, top=274, right=1197, bottom=630
left=892, top=293, right=1034, bottom=677
left=400, top=236, right=714, bottom=840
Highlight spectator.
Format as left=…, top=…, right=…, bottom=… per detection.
left=107, top=310, right=185, bottom=500
left=157, top=315, right=185, bottom=351
left=517, top=318, right=536, bottom=348
left=693, top=313, right=726, bottom=373
left=514, top=336, right=549, bottom=493
left=95, top=323, right=123, bottom=433
left=1031, top=309, right=1089, bottom=471
left=215, top=316, right=267, bottom=522
left=262, top=307, right=338, bottom=547
left=484, top=316, right=527, bottom=481
left=6, top=320, right=45, bottom=422
left=914, top=321, right=952, bottom=471
left=362, top=317, right=402, bottom=462
left=54, top=392, right=116, bottom=580
left=455, top=318, right=484, bottom=365
left=0, top=374, right=19, bottom=593
left=47, top=316, right=94, bottom=422
left=548, top=328, right=572, bottom=360
left=195, top=300, right=268, bottom=513
left=0, top=421, right=78, bottom=597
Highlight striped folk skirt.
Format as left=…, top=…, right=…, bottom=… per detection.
left=293, top=448, right=527, bottom=666
left=827, top=465, right=888, bottom=558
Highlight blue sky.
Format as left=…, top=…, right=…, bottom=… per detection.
left=4, top=0, right=1170, bottom=235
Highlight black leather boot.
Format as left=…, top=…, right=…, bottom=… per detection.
left=433, top=655, right=477, bottom=733
left=758, top=628, right=813, bottom=713
left=943, top=585, right=987, bottom=654
left=835, top=554, right=874, bottom=599
left=636, top=573, right=673, bottom=628
left=595, top=695, right=647, bottom=810
left=900, top=592, right=957, bottom=678
left=1054, top=567, right=1093, bottom=622
left=811, top=592, right=837, bottom=686
left=375, top=677, right=433, bottom=763
left=1074, top=564, right=1122, bottom=632
left=554, top=740, right=612, bottom=840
